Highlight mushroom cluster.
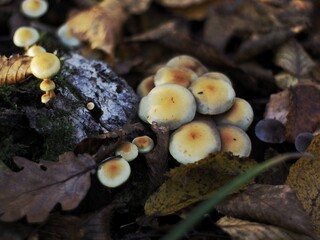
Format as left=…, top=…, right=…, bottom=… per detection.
left=137, top=55, right=254, bottom=164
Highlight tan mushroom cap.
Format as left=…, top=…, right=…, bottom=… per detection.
left=132, top=135, right=154, bottom=153
left=189, top=76, right=235, bottom=115
left=30, top=52, right=61, bottom=79
left=154, top=66, right=198, bottom=88
left=218, top=125, right=251, bottom=157
left=97, top=157, right=131, bottom=188
left=26, top=45, right=46, bottom=57
left=21, top=0, right=48, bottom=18
left=13, top=26, right=39, bottom=48
left=40, top=79, right=55, bottom=92
left=214, top=97, right=254, bottom=131
left=115, top=141, right=139, bottom=162
left=166, top=55, right=208, bottom=76
left=86, top=102, right=95, bottom=110
left=136, top=76, right=155, bottom=97
left=169, top=120, right=221, bottom=164
left=201, top=72, right=232, bottom=86
left=57, top=24, right=81, bottom=47
left=140, top=83, right=197, bottom=130
left=41, top=90, right=55, bottom=104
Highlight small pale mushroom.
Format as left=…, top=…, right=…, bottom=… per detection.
left=40, top=79, right=55, bottom=92
left=57, top=24, right=81, bottom=47
left=97, top=157, right=131, bottom=188
left=139, top=83, right=197, bottom=130
left=294, top=132, right=314, bottom=153
left=189, top=76, right=235, bottom=115
left=169, top=120, right=221, bottom=164
left=30, top=52, right=61, bottom=79
left=166, top=55, right=208, bottom=76
left=21, top=0, right=48, bottom=18
left=218, top=125, right=251, bottom=157
left=86, top=102, right=95, bottom=110
left=13, top=26, right=39, bottom=49
left=254, top=119, right=286, bottom=144
left=26, top=45, right=46, bottom=57
left=115, top=141, right=139, bottom=162
left=41, top=90, right=55, bottom=104
left=132, top=135, right=154, bottom=153
left=213, top=97, right=254, bottom=131
left=136, top=76, right=155, bottom=97
left=154, top=66, right=198, bottom=88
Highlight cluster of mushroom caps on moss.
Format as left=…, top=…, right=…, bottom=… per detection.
left=10, top=0, right=81, bottom=103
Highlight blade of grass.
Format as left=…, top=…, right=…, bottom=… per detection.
left=161, top=152, right=305, bottom=240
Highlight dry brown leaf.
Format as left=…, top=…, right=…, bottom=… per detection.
left=66, top=0, right=128, bottom=57
left=216, top=184, right=317, bottom=238
left=0, top=55, right=32, bottom=85
left=0, top=152, right=96, bottom=223
left=217, top=216, right=314, bottom=240
left=286, top=134, right=320, bottom=235
left=119, top=0, right=151, bottom=14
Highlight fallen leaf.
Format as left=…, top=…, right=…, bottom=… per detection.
left=286, top=134, right=320, bottom=235
left=217, top=216, right=314, bottom=240
left=216, top=184, right=317, bottom=238
left=0, top=152, right=96, bottom=223
left=144, top=152, right=257, bottom=216
left=0, top=55, right=32, bottom=85
left=66, top=0, right=128, bottom=57
left=119, top=0, right=151, bottom=14
left=274, top=39, right=315, bottom=78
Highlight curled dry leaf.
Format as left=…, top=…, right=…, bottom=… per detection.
left=144, top=152, right=257, bottom=216
left=216, top=184, right=317, bottom=238
left=0, top=152, right=96, bottom=223
left=0, top=55, right=32, bottom=85
left=286, top=134, right=320, bottom=235
left=66, top=0, right=128, bottom=57
left=217, top=216, right=314, bottom=240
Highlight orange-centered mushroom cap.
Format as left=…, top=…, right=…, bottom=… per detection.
left=30, top=52, right=61, bottom=79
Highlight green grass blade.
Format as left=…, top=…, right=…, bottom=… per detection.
left=161, top=152, right=304, bottom=240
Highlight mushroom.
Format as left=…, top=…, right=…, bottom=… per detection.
left=21, top=0, right=48, bottom=18
left=201, top=72, right=232, bottom=86
left=136, top=76, right=155, bottom=97
left=97, top=157, right=131, bottom=188
left=86, top=102, right=95, bottom=110
left=213, top=97, right=254, bottom=131
left=40, top=79, right=55, bottom=93
left=57, top=24, right=81, bottom=47
left=26, top=45, right=46, bottom=57
left=13, top=26, right=39, bottom=49
left=166, top=55, right=208, bottom=76
left=139, top=83, right=197, bottom=130
left=294, top=132, right=313, bottom=153
left=41, top=90, right=55, bottom=104
left=30, top=52, right=61, bottom=79
left=115, top=141, right=139, bottom=162
left=189, top=76, right=235, bottom=115
left=254, top=119, right=286, bottom=144
left=169, top=119, right=221, bottom=164
left=218, top=125, right=251, bottom=157
left=132, top=135, right=154, bottom=153
left=154, top=66, right=198, bottom=88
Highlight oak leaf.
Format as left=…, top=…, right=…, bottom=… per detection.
left=0, top=152, right=96, bottom=223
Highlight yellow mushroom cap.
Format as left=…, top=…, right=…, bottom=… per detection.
left=57, top=24, right=81, bottom=47
left=154, top=66, right=198, bottom=88
left=132, top=135, right=154, bottom=153
left=201, top=72, right=232, bottom=86
left=40, top=79, right=55, bottom=92
left=189, top=76, right=235, bottom=115
left=21, top=0, right=48, bottom=18
left=30, top=52, right=61, bottom=79
left=86, top=102, right=95, bottom=110
left=13, top=26, right=39, bottom=48
left=136, top=76, right=155, bottom=97
left=213, top=97, right=254, bottom=131
left=169, top=120, right=221, bottom=164
left=115, top=141, right=139, bottom=162
left=26, top=45, right=46, bottom=57
left=166, top=55, right=208, bottom=76
left=218, top=125, right=251, bottom=157
left=97, top=157, right=131, bottom=188
left=41, top=90, right=55, bottom=104
left=140, top=84, right=197, bottom=130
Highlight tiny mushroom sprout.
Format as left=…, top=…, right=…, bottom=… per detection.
left=189, top=75, right=235, bottom=115
left=30, top=52, right=61, bottom=79
left=169, top=120, right=221, bottom=164
left=136, top=76, right=155, bottom=97
left=115, top=141, right=139, bottom=162
left=132, top=135, right=154, bottom=153
left=138, top=83, right=197, bottom=130
left=213, top=97, right=254, bottom=131
left=154, top=66, right=198, bottom=88
left=57, top=24, right=81, bottom=47
left=13, top=26, right=39, bottom=49
left=21, top=0, right=48, bottom=18
left=166, top=55, right=208, bottom=76
left=40, top=79, right=55, bottom=93
left=86, top=102, right=95, bottom=110
left=26, top=45, right=46, bottom=57
left=218, top=125, right=252, bottom=157
left=41, top=90, right=55, bottom=104
left=294, top=132, right=314, bottom=153
left=97, top=157, right=131, bottom=188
